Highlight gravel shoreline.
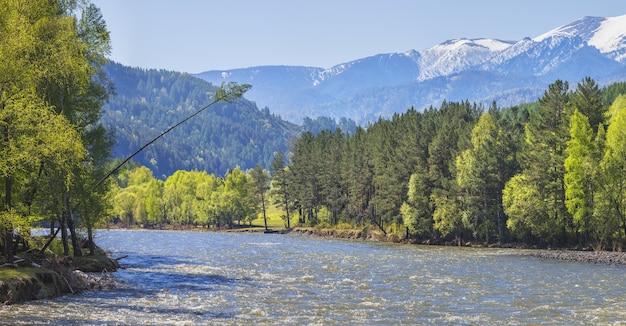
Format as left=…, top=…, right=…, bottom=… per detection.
left=290, top=227, right=626, bottom=266
left=528, top=250, right=626, bottom=265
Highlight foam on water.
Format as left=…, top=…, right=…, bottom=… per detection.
left=3, top=230, right=625, bottom=325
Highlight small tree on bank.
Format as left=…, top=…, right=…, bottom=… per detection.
left=250, top=164, right=270, bottom=231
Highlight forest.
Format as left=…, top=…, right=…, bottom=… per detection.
left=285, top=79, right=626, bottom=249
left=4, top=1, right=626, bottom=268
left=111, top=77, right=626, bottom=250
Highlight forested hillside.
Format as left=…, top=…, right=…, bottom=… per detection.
left=101, top=62, right=301, bottom=178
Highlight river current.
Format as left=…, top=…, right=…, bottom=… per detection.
left=1, top=229, right=625, bottom=325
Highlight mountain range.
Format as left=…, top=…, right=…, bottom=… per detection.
left=195, top=14, right=626, bottom=124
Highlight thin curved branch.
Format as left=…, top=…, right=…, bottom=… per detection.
left=93, top=82, right=251, bottom=189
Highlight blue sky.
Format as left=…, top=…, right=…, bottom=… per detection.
left=92, top=0, right=626, bottom=73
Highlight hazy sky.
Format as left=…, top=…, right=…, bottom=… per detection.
left=92, top=0, right=626, bottom=73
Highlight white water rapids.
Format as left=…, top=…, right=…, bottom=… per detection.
left=1, top=229, right=624, bottom=325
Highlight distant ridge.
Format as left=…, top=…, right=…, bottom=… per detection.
left=195, top=14, right=626, bottom=124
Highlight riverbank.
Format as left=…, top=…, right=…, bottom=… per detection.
left=289, top=226, right=626, bottom=266
left=103, top=224, right=626, bottom=266
left=528, top=250, right=626, bottom=265
left=0, top=246, right=120, bottom=304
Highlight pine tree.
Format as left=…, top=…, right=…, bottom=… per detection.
left=516, top=80, right=571, bottom=243
left=270, top=150, right=292, bottom=228
left=250, top=164, right=270, bottom=231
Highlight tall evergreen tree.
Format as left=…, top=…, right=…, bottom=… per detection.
left=250, top=164, right=270, bottom=231
left=515, top=80, right=571, bottom=244
left=270, top=150, right=292, bottom=229
left=569, top=77, right=604, bottom=135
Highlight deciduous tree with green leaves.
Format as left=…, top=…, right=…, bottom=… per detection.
left=597, top=95, right=626, bottom=249
left=564, top=110, right=598, bottom=244
left=0, top=0, right=115, bottom=260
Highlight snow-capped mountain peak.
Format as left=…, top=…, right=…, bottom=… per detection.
left=589, top=15, right=626, bottom=61
left=534, top=16, right=603, bottom=42
left=416, top=38, right=514, bottom=80
left=535, top=14, right=626, bottom=62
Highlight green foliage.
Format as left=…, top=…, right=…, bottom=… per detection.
left=103, top=78, right=626, bottom=249
left=281, top=78, right=626, bottom=248
left=109, top=165, right=270, bottom=229
left=431, top=191, right=462, bottom=239
left=569, top=77, right=604, bottom=134
left=269, top=150, right=292, bottom=228
left=503, top=174, right=547, bottom=239
left=606, top=94, right=626, bottom=124
left=598, top=99, right=626, bottom=249
left=513, top=80, right=571, bottom=243
left=602, top=82, right=626, bottom=107
left=102, top=63, right=300, bottom=178
left=249, top=164, right=271, bottom=230
left=401, top=167, right=432, bottom=237
left=564, top=110, right=597, bottom=237
left=0, top=0, right=113, bottom=259
left=302, top=116, right=357, bottom=135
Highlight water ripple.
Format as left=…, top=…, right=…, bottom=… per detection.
left=2, top=230, right=625, bottom=325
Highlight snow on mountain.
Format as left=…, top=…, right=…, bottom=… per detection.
left=589, top=15, right=626, bottom=62
left=194, top=14, right=626, bottom=124
left=534, top=16, right=603, bottom=42
left=417, top=38, right=514, bottom=80
left=315, top=50, right=422, bottom=87
left=536, top=14, right=626, bottom=62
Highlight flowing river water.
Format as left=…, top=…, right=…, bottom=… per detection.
left=1, top=229, right=625, bottom=325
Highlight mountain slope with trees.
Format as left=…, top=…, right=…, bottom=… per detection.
left=101, top=62, right=301, bottom=178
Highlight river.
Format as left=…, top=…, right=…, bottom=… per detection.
left=1, top=229, right=625, bottom=325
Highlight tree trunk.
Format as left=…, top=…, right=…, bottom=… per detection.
left=60, top=212, right=70, bottom=257
left=40, top=226, right=61, bottom=253
left=87, top=218, right=95, bottom=256
left=285, top=201, right=290, bottom=229
left=261, top=192, right=268, bottom=231
left=3, top=122, right=14, bottom=263
left=4, top=175, right=14, bottom=263
left=68, top=211, right=82, bottom=257
left=4, top=228, right=12, bottom=263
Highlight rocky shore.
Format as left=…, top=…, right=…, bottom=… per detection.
left=290, top=227, right=626, bottom=266
left=528, top=250, right=626, bottom=265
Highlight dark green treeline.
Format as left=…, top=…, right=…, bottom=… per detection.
left=284, top=78, right=626, bottom=249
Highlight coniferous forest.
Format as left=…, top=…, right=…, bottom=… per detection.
left=283, top=79, right=626, bottom=249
